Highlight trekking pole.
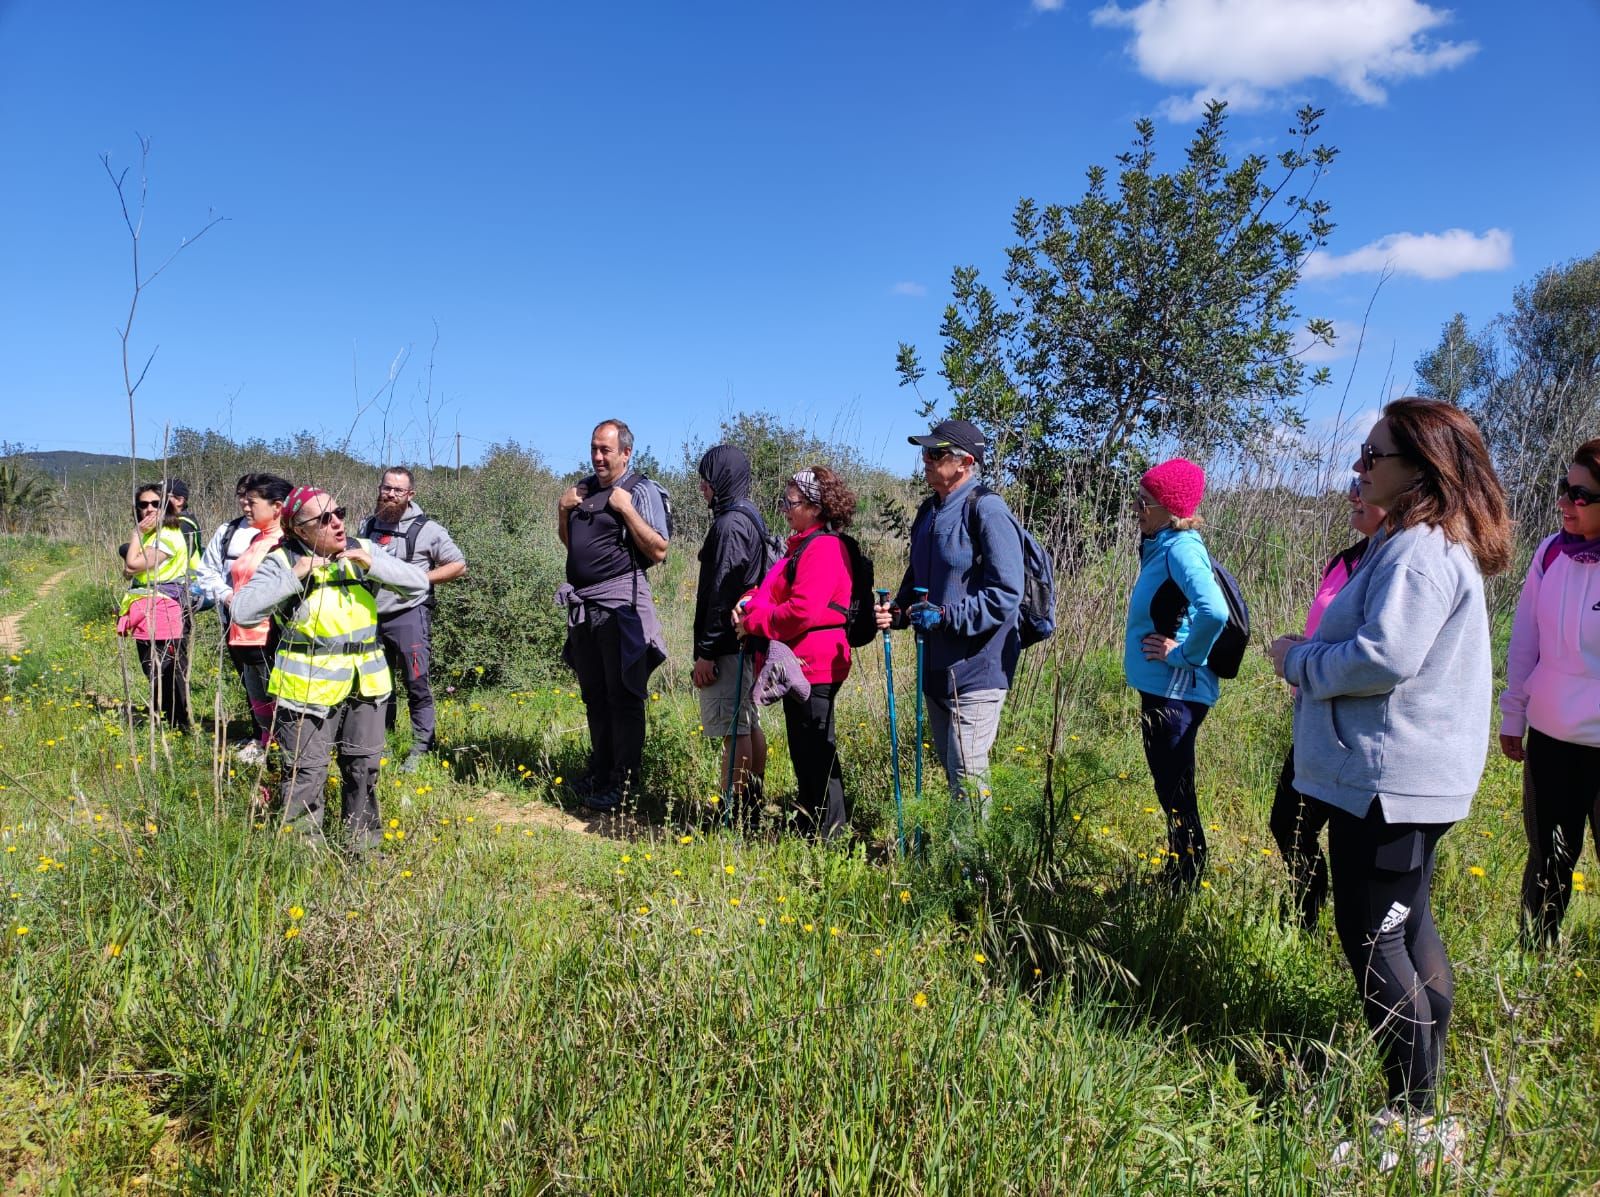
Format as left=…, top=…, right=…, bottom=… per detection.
left=912, top=586, right=927, bottom=803
left=877, top=588, right=906, bottom=857
left=721, top=648, right=747, bottom=825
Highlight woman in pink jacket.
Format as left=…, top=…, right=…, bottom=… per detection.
left=734, top=466, right=857, bottom=839
left=1499, top=437, right=1600, bottom=947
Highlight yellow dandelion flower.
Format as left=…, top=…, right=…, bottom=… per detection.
left=672, top=868, right=683, bottom=877
left=873, top=947, right=884, bottom=957
left=829, top=926, right=841, bottom=937
left=1033, top=967, right=1042, bottom=977
left=400, top=870, right=413, bottom=879
left=284, top=926, right=299, bottom=940
left=972, top=952, right=987, bottom=964
left=729, top=898, right=741, bottom=907
left=14, top=925, right=29, bottom=937
left=637, top=905, right=651, bottom=915
left=757, top=916, right=768, bottom=926
left=899, top=890, right=911, bottom=903
left=912, top=991, right=929, bottom=1008
left=1574, top=871, right=1586, bottom=884
left=1468, top=865, right=1486, bottom=878
left=107, top=943, right=123, bottom=957
left=288, top=905, right=305, bottom=921
left=723, top=864, right=736, bottom=875
left=803, top=923, right=815, bottom=933
left=553, top=776, right=563, bottom=785
left=692, top=927, right=703, bottom=936
left=620, top=854, right=632, bottom=863
left=679, top=835, right=693, bottom=845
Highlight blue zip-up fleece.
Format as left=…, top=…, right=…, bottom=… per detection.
left=891, top=477, right=1024, bottom=700
left=1123, top=528, right=1228, bottom=707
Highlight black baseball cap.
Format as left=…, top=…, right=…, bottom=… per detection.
left=908, top=419, right=987, bottom=467
left=164, top=478, right=190, bottom=498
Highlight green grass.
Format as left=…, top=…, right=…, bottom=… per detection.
left=2, top=541, right=1599, bottom=1194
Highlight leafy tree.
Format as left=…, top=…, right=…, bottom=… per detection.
left=1414, top=313, right=1494, bottom=407
left=1453, top=251, right=1600, bottom=547
left=0, top=461, right=59, bottom=532
left=897, top=102, right=1338, bottom=520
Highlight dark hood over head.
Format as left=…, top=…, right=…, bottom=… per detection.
left=697, top=444, right=751, bottom=511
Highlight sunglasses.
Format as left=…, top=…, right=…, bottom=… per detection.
left=294, top=506, right=348, bottom=528
left=135, top=499, right=163, bottom=510
left=1556, top=477, right=1600, bottom=507
left=921, top=447, right=955, bottom=463
left=1359, top=443, right=1406, bottom=472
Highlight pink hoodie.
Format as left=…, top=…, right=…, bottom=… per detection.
left=1500, top=533, right=1600, bottom=747
left=740, top=528, right=853, bottom=685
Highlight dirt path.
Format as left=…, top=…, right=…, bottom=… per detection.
left=0, top=567, right=71, bottom=654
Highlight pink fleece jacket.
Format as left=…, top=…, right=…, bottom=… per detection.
left=740, top=528, right=853, bottom=685
left=1500, top=534, right=1600, bottom=747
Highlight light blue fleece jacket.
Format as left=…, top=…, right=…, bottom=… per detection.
left=1284, top=523, right=1490, bottom=823
left=1123, top=528, right=1228, bottom=707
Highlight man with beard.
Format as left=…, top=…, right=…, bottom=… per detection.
left=359, top=466, right=468, bottom=773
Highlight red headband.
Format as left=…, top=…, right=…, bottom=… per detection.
left=284, top=487, right=328, bottom=521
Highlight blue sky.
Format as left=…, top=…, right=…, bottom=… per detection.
left=2, top=0, right=1596, bottom=475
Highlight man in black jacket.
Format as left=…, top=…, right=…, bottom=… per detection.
left=692, top=445, right=775, bottom=818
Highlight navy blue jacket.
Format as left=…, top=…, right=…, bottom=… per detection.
left=892, top=477, right=1025, bottom=699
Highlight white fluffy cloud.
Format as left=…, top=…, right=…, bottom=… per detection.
left=1090, top=0, right=1477, bottom=118
left=890, top=281, right=928, bottom=297
left=1304, top=228, right=1512, bottom=281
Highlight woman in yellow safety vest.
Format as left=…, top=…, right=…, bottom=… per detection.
left=230, top=486, right=429, bottom=849
left=118, top=482, right=195, bottom=731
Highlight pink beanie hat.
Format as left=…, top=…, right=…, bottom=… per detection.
left=1141, top=459, right=1206, bottom=519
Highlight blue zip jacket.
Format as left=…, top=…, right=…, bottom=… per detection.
left=892, top=476, right=1025, bottom=699
left=1123, top=527, right=1228, bottom=707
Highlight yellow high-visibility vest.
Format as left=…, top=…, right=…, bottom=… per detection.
left=266, top=539, right=391, bottom=708
left=118, top=526, right=193, bottom=618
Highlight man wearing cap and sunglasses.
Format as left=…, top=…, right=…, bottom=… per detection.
left=231, top=487, right=430, bottom=850
left=358, top=466, right=469, bottom=773
left=874, top=418, right=1026, bottom=828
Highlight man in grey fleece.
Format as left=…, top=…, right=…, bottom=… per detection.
left=359, top=466, right=469, bottom=772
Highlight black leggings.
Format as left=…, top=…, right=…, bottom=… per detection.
left=783, top=681, right=848, bottom=840
left=1521, top=728, right=1600, bottom=947
left=1269, top=747, right=1331, bottom=928
left=1327, top=800, right=1453, bottom=1115
left=136, top=636, right=192, bottom=731
left=1138, top=692, right=1210, bottom=885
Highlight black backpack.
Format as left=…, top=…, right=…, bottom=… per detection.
left=784, top=529, right=878, bottom=648
left=956, top=485, right=1057, bottom=649
left=1151, top=551, right=1251, bottom=680
left=615, top=473, right=674, bottom=569
left=359, top=513, right=439, bottom=609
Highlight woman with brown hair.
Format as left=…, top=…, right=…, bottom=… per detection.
left=117, top=482, right=196, bottom=731
left=733, top=465, right=858, bottom=839
left=1269, top=398, right=1511, bottom=1171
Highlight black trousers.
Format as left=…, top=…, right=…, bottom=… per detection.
left=379, top=605, right=437, bottom=750
left=1327, top=800, right=1453, bottom=1115
left=1269, top=747, right=1332, bottom=928
left=569, top=606, right=649, bottom=793
left=783, top=681, right=848, bottom=840
left=136, top=636, right=192, bottom=731
left=1521, top=728, right=1600, bottom=947
left=1138, top=691, right=1210, bottom=885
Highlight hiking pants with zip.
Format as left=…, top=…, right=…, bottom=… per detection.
left=277, top=697, right=386, bottom=849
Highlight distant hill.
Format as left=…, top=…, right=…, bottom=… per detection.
left=20, top=451, right=158, bottom=484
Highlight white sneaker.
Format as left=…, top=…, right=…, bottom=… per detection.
left=236, top=742, right=266, bottom=765
left=1383, top=1114, right=1464, bottom=1176
left=1330, top=1105, right=1406, bottom=1167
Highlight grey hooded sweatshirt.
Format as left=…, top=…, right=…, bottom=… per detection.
left=1283, top=522, right=1491, bottom=824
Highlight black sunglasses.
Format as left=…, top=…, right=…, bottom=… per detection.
left=921, top=446, right=955, bottom=462
left=1556, top=477, right=1600, bottom=507
left=295, top=506, right=348, bottom=528
left=135, top=499, right=163, bottom=510
left=1359, top=443, right=1407, bottom=472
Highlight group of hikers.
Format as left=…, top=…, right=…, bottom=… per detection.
left=116, top=468, right=468, bottom=841
left=111, top=401, right=1600, bottom=1172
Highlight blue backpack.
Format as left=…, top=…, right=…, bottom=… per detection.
left=950, top=484, right=1056, bottom=649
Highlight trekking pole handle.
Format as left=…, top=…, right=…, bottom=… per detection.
left=875, top=588, right=890, bottom=616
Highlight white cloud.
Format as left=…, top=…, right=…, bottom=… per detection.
left=890, top=281, right=928, bottom=297
left=1090, top=0, right=1477, bottom=115
left=1303, top=228, right=1512, bottom=281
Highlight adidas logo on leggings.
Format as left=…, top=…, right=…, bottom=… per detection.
left=1378, top=901, right=1411, bottom=934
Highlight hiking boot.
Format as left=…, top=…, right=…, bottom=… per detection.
left=581, top=787, right=623, bottom=813
left=400, top=746, right=429, bottom=774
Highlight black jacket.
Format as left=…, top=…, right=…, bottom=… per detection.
left=693, top=446, right=773, bottom=660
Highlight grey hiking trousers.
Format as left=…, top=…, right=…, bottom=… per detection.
left=277, top=696, right=387, bottom=848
